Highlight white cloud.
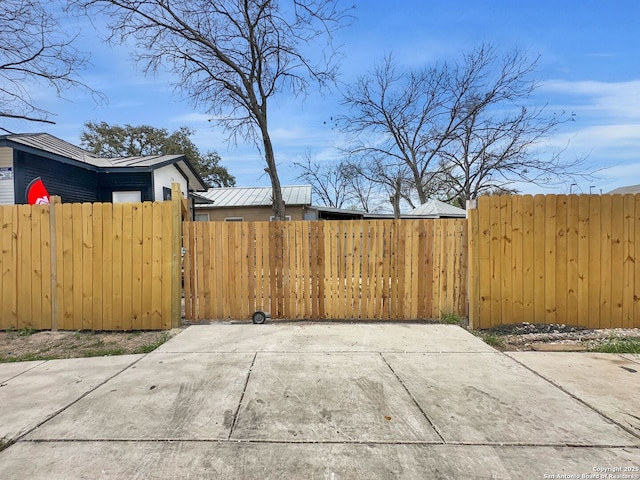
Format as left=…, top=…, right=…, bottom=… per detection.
left=541, top=79, right=640, bottom=120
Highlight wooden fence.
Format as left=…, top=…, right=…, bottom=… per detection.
left=468, top=194, right=640, bottom=329
left=7, top=190, right=640, bottom=331
left=0, top=185, right=184, bottom=331
left=183, top=219, right=468, bottom=321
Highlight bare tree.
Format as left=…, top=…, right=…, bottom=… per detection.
left=339, top=45, right=585, bottom=209
left=339, top=55, right=449, bottom=206
left=0, top=0, right=93, bottom=124
left=294, top=154, right=354, bottom=209
left=70, top=0, right=350, bottom=220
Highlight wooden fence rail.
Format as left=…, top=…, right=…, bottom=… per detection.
left=468, top=194, right=640, bottom=329
left=0, top=193, right=182, bottom=331
left=183, top=219, right=468, bottom=321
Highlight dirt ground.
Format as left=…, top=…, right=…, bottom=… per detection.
left=476, top=323, right=640, bottom=352
left=0, top=329, right=183, bottom=362
left=1, top=322, right=639, bottom=362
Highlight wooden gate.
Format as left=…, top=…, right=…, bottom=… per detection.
left=183, top=219, right=468, bottom=321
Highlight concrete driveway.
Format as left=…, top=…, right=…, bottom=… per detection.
left=0, top=323, right=638, bottom=479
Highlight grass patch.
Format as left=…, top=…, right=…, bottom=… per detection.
left=591, top=337, right=640, bottom=354
left=82, top=347, right=126, bottom=358
left=440, top=312, right=465, bottom=325
left=475, top=332, right=505, bottom=350
left=0, top=353, right=58, bottom=363
left=134, top=332, right=171, bottom=354
left=17, top=327, right=36, bottom=337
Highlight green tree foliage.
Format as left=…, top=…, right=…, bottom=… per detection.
left=80, top=121, right=235, bottom=187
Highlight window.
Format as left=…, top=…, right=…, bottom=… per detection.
left=112, top=191, right=141, bottom=203
left=162, top=187, right=172, bottom=200
left=194, top=213, right=210, bottom=222
left=225, top=217, right=244, bottom=222
left=270, top=215, right=292, bottom=221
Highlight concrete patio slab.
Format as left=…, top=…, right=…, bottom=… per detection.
left=0, top=355, right=140, bottom=442
left=157, top=323, right=495, bottom=353
left=507, top=352, right=640, bottom=436
left=384, top=352, right=640, bottom=446
left=26, top=352, right=255, bottom=441
left=2, top=324, right=640, bottom=479
left=231, top=352, right=441, bottom=443
left=0, top=360, right=44, bottom=383
left=0, top=441, right=638, bottom=480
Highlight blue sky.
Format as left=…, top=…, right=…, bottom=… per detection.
left=4, top=0, right=640, bottom=195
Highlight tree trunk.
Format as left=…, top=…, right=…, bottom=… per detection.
left=261, top=127, right=286, bottom=220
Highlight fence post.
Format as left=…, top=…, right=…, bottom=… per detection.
left=466, top=199, right=480, bottom=329
left=170, top=183, right=184, bottom=328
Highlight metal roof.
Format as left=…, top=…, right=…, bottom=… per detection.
left=0, top=133, right=207, bottom=191
left=406, top=199, right=466, bottom=218
left=199, top=186, right=312, bottom=207
left=1, top=132, right=101, bottom=163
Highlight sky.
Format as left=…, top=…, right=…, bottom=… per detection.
left=3, top=0, right=640, bottom=197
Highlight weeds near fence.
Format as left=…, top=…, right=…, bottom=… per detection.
left=475, top=332, right=505, bottom=350
left=440, top=312, right=465, bottom=325
left=591, top=337, right=640, bottom=354
left=134, top=332, right=171, bottom=354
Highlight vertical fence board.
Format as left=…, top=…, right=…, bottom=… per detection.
left=611, top=195, right=624, bottom=326
left=161, top=202, right=173, bottom=329
left=499, top=196, right=512, bottom=325
left=600, top=195, right=612, bottom=328
left=111, top=203, right=124, bottom=330
left=555, top=196, right=568, bottom=325
left=31, top=205, right=43, bottom=329
left=131, top=204, right=143, bottom=330
left=120, top=203, right=133, bottom=330
left=566, top=195, right=579, bottom=327
left=510, top=196, right=523, bottom=324
left=81, top=203, right=94, bottom=330
left=622, top=195, right=635, bottom=328
left=520, top=196, right=534, bottom=324
left=17, top=205, right=32, bottom=328
left=544, top=195, right=557, bottom=324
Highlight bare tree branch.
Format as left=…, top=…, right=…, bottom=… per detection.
left=339, top=44, right=590, bottom=210
left=0, top=0, right=100, bottom=124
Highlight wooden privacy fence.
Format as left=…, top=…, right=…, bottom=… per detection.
left=468, top=194, right=640, bottom=330
left=183, top=219, right=468, bottom=321
left=0, top=185, right=184, bottom=331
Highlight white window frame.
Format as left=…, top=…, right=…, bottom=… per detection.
left=194, top=213, right=210, bottom=222
left=270, top=215, right=292, bottom=221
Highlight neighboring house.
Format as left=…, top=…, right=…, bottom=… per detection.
left=608, top=185, right=640, bottom=194
left=195, top=185, right=467, bottom=221
left=0, top=133, right=207, bottom=205
left=195, top=185, right=312, bottom=221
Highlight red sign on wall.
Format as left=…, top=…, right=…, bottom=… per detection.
left=26, top=177, right=51, bottom=205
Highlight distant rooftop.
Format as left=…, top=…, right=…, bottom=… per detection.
left=198, top=186, right=312, bottom=207
left=608, top=184, right=640, bottom=194
left=406, top=199, right=466, bottom=218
